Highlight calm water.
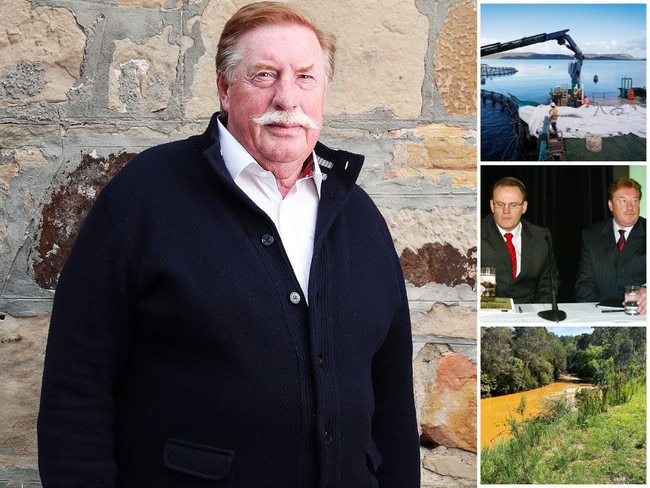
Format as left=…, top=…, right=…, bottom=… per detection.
left=481, top=59, right=647, bottom=160
left=481, top=376, right=592, bottom=448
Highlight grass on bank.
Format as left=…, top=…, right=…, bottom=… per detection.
left=481, top=381, right=646, bottom=484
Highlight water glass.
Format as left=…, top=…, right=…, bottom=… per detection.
left=624, top=285, right=640, bottom=315
left=480, top=267, right=496, bottom=297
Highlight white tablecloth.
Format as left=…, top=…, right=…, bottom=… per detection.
left=480, top=302, right=648, bottom=326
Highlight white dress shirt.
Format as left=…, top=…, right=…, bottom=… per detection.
left=217, top=118, right=322, bottom=297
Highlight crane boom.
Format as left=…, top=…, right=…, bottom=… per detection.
left=481, top=29, right=584, bottom=88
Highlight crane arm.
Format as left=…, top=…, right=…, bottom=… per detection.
left=481, top=29, right=584, bottom=87
left=481, top=29, right=582, bottom=57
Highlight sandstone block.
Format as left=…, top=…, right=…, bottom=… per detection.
left=433, top=2, right=477, bottom=116
left=423, top=453, right=477, bottom=480
left=420, top=350, right=477, bottom=452
left=109, top=26, right=179, bottom=113
left=389, top=124, right=476, bottom=187
left=411, top=303, right=476, bottom=339
left=0, top=314, right=49, bottom=470
left=115, top=0, right=184, bottom=8
left=386, top=207, right=476, bottom=257
left=0, top=1, right=85, bottom=107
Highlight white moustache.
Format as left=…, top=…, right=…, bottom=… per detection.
left=251, top=111, right=321, bottom=130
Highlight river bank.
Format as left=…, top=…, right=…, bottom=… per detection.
left=481, top=375, right=591, bottom=447
left=481, top=380, right=646, bottom=484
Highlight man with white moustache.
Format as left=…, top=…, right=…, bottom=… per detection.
left=37, top=2, right=420, bottom=486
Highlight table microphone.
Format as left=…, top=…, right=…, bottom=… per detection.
left=538, top=228, right=567, bottom=322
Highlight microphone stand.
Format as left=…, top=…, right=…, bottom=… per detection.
left=538, top=228, right=566, bottom=322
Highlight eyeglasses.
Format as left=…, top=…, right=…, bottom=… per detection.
left=493, top=201, right=525, bottom=210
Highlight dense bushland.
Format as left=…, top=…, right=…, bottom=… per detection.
left=481, top=327, right=645, bottom=397
left=481, top=327, right=646, bottom=484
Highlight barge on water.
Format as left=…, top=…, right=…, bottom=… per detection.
left=519, top=85, right=646, bottom=161
left=481, top=28, right=646, bottom=161
left=481, top=90, right=647, bottom=161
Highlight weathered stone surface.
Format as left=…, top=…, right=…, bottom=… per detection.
left=386, top=207, right=476, bottom=258
left=0, top=314, right=48, bottom=470
left=0, top=147, right=48, bottom=193
left=400, top=242, right=475, bottom=288
left=433, top=1, right=477, bottom=116
left=115, top=0, right=183, bottom=8
left=420, top=348, right=477, bottom=453
left=390, top=124, right=477, bottom=187
left=109, top=26, right=180, bottom=113
left=316, top=1, right=428, bottom=118
left=423, top=452, right=477, bottom=480
left=0, top=1, right=85, bottom=107
left=1, top=62, right=47, bottom=101
left=412, top=303, right=476, bottom=339
left=33, top=152, right=134, bottom=289
left=0, top=159, right=20, bottom=191
left=185, top=0, right=236, bottom=119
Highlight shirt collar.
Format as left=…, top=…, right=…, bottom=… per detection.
left=613, top=220, right=634, bottom=234
left=496, top=221, right=522, bottom=238
left=217, top=117, right=323, bottom=197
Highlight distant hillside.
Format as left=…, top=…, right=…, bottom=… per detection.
left=483, top=52, right=644, bottom=61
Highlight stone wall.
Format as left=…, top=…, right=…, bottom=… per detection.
left=0, top=0, right=477, bottom=485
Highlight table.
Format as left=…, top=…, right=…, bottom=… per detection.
left=480, top=302, right=648, bottom=326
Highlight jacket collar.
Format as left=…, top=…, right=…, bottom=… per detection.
left=196, top=112, right=365, bottom=196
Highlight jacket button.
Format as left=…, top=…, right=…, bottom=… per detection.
left=317, top=355, right=325, bottom=366
left=324, top=425, right=333, bottom=443
left=261, top=234, right=274, bottom=246
left=289, top=292, right=301, bottom=304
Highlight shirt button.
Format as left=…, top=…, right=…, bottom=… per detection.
left=261, top=234, right=274, bottom=246
left=289, top=292, right=301, bottom=304
left=317, top=355, right=325, bottom=366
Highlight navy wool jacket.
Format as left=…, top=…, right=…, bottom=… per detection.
left=37, top=113, right=420, bottom=487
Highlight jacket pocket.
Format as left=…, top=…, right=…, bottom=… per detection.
left=164, top=438, right=234, bottom=482
left=366, top=440, right=383, bottom=472
left=366, top=440, right=382, bottom=487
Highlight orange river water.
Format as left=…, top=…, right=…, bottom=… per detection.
left=481, top=376, right=592, bottom=448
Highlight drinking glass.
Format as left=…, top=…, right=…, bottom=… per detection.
left=624, top=285, right=640, bottom=315
left=480, top=267, right=496, bottom=297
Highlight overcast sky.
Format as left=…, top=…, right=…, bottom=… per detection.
left=480, top=3, right=647, bottom=59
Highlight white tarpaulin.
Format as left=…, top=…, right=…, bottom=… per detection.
left=519, top=103, right=646, bottom=139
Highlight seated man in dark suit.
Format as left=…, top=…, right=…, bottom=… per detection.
left=575, top=177, right=646, bottom=313
left=481, top=177, right=556, bottom=304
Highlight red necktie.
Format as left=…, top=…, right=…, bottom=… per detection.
left=505, top=232, right=517, bottom=279
left=617, top=229, right=626, bottom=253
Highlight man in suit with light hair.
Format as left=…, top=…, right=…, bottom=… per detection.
left=576, top=177, right=646, bottom=314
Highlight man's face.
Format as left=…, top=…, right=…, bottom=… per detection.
left=217, top=23, right=329, bottom=172
left=608, top=187, right=641, bottom=227
left=490, top=185, right=528, bottom=232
